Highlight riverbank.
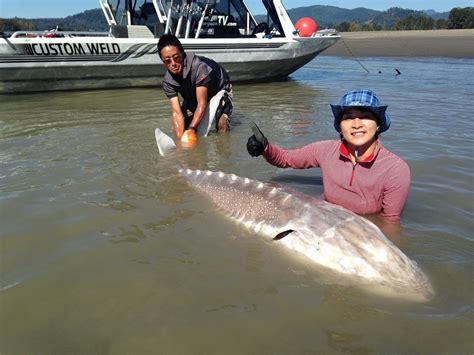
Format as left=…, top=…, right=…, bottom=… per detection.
left=322, top=29, right=474, bottom=58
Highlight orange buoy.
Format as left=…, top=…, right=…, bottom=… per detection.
left=294, top=17, right=318, bottom=37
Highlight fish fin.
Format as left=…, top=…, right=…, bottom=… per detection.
left=273, top=230, right=295, bottom=240
left=155, top=128, right=176, bottom=157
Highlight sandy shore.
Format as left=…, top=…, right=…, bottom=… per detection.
left=322, top=29, right=474, bottom=58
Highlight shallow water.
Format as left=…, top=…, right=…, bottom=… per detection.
left=1, top=56, right=473, bottom=353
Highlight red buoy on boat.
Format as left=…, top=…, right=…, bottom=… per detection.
left=294, top=17, right=318, bottom=37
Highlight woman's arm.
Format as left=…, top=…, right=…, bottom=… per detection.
left=263, top=142, right=324, bottom=169
left=379, top=160, right=411, bottom=223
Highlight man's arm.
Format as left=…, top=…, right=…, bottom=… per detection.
left=169, top=96, right=185, bottom=139
left=188, top=86, right=208, bottom=130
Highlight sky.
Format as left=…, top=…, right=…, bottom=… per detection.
left=0, top=0, right=472, bottom=19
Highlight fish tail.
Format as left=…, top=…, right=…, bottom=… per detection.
left=155, top=128, right=177, bottom=157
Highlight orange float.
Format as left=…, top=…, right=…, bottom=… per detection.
left=294, top=17, right=318, bottom=37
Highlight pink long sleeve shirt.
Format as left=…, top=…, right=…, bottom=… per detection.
left=263, top=140, right=410, bottom=223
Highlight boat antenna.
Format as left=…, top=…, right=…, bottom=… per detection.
left=195, top=1, right=209, bottom=39
left=165, top=0, right=175, bottom=34
left=341, top=37, right=369, bottom=73
left=175, top=0, right=188, bottom=37
left=184, top=1, right=193, bottom=38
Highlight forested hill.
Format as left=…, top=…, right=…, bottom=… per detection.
left=1, top=5, right=471, bottom=33
left=284, top=5, right=449, bottom=28
left=1, top=9, right=108, bottom=32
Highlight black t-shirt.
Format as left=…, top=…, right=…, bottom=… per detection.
left=163, top=53, right=230, bottom=103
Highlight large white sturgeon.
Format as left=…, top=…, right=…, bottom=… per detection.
left=155, top=128, right=434, bottom=302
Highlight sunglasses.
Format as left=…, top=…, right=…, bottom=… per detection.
left=162, top=53, right=182, bottom=66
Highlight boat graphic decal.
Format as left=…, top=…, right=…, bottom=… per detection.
left=0, top=42, right=123, bottom=63
left=111, top=43, right=158, bottom=62
left=0, top=55, right=118, bottom=63
left=24, top=42, right=120, bottom=56
left=183, top=42, right=286, bottom=50
left=0, top=40, right=288, bottom=64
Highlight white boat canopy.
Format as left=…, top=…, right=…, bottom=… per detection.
left=99, top=0, right=295, bottom=38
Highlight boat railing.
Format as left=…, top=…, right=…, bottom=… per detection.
left=100, top=0, right=117, bottom=25
left=10, top=30, right=110, bottom=39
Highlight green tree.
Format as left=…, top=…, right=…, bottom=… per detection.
left=361, top=21, right=382, bottom=31
left=362, top=22, right=374, bottom=31
left=448, top=7, right=474, bottom=29
left=349, top=21, right=359, bottom=32
left=0, top=18, right=36, bottom=32
left=395, top=15, right=434, bottom=30
left=435, top=19, right=448, bottom=29
left=336, top=21, right=351, bottom=32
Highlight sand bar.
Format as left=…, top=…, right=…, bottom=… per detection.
left=322, top=29, right=474, bottom=58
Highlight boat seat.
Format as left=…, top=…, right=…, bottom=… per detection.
left=110, top=25, right=155, bottom=38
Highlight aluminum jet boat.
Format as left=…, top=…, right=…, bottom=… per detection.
left=0, top=0, right=340, bottom=94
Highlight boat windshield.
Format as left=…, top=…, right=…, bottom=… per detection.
left=101, top=0, right=286, bottom=38
left=196, top=0, right=258, bottom=37
left=102, top=0, right=156, bottom=26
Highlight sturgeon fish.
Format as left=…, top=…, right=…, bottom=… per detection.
left=155, top=128, right=434, bottom=302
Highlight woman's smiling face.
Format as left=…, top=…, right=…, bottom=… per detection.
left=339, top=108, right=379, bottom=148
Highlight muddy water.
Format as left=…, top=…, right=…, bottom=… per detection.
left=1, top=56, right=473, bottom=353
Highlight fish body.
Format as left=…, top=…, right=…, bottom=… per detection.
left=155, top=128, right=434, bottom=301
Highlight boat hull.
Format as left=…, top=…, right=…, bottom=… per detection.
left=0, top=36, right=339, bottom=93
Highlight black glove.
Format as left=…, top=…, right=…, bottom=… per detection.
left=247, top=122, right=268, bottom=157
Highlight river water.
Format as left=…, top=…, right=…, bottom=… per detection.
left=1, top=55, right=473, bottom=354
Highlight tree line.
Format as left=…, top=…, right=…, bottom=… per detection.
left=0, top=9, right=108, bottom=33
left=336, top=7, right=473, bottom=32
left=1, top=6, right=472, bottom=34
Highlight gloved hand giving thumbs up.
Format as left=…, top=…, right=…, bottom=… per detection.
left=246, top=122, right=268, bottom=157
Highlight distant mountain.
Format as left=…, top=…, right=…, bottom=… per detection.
left=285, top=6, right=449, bottom=28
left=371, top=7, right=428, bottom=27
left=55, top=9, right=108, bottom=31
left=423, top=9, right=450, bottom=20
left=285, top=5, right=380, bottom=28
left=0, top=5, right=453, bottom=32
left=1, top=9, right=107, bottom=32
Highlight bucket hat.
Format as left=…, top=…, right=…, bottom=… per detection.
left=330, top=89, right=390, bottom=133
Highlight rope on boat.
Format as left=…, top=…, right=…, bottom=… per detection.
left=341, top=37, right=370, bottom=73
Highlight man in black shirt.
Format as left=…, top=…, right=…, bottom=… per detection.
left=158, top=34, right=233, bottom=140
